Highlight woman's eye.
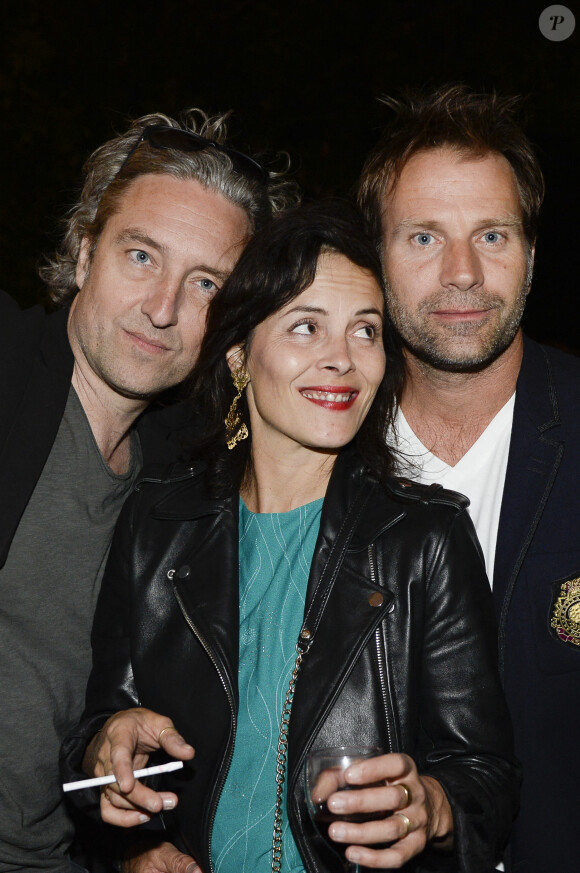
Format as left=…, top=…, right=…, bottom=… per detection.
left=354, top=325, right=376, bottom=339
left=131, top=250, right=151, bottom=264
left=197, top=278, right=218, bottom=294
left=414, top=233, right=434, bottom=246
left=483, top=231, right=501, bottom=244
left=291, top=322, right=316, bottom=335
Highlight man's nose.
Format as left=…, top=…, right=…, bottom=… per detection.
left=439, top=239, right=484, bottom=292
left=140, top=279, right=180, bottom=328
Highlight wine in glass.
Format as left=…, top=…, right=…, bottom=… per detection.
left=304, top=745, right=384, bottom=872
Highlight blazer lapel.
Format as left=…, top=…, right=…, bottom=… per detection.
left=494, top=338, right=564, bottom=672
left=0, top=309, right=73, bottom=567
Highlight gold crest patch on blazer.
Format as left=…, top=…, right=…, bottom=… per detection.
left=551, top=577, right=580, bottom=647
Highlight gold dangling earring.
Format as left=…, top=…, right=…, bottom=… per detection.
left=225, top=368, right=250, bottom=450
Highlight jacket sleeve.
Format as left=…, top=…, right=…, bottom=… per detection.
left=415, top=506, right=520, bottom=870
left=60, top=494, right=142, bottom=812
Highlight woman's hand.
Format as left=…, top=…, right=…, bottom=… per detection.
left=82, top=707, right=195, bottom=827
left=325, top=752, right=453, bottom=869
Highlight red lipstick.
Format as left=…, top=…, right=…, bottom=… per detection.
left=299, top=386, right=359, bottom=411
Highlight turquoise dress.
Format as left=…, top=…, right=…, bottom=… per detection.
left=211, top=497, right=324, bottom=873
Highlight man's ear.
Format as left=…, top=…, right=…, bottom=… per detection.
left=75, top=237, right=92, bottom=290
left=226, top=344, right=246, bottom=374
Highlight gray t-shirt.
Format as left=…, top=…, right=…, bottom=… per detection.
left=0, top=387, right=141, bottom=873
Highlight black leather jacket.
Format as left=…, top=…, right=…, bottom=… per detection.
left=62, top=448, right=519, bottom=872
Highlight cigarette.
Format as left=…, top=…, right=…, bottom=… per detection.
left=63, top=759, right=184, bottom=792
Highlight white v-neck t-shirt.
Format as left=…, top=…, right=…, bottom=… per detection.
left=391, top=394, right=515, bottom=586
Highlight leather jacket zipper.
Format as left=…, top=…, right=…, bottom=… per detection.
left=173, top=585, right=236, bottom=873
left=368, top=545, right=396, bottom=753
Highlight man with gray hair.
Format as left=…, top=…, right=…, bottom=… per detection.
left=358, top=85, right=580, bottom=872
left=0, top=109, right=293, bottom=873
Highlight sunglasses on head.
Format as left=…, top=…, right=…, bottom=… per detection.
left=121, top=124, right=269, bottom=186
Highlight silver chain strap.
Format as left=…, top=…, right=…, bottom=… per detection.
left=269, top=487, right=363, bottom=871
left=271, top=641, right=307, bottom=872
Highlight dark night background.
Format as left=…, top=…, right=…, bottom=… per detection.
left=1, top=0, right=578, bottom=349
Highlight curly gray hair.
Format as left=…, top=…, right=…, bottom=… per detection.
left=41, top=109, right=299, bottom=306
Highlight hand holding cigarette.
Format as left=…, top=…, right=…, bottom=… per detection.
left=82, top=707, right=195, bottom=828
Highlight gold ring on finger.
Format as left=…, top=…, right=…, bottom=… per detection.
left=398, top=782, right=411, bottom=807
left=157, top=725, right=174, bottom=744
left=394, top=811, right=412, bottom=837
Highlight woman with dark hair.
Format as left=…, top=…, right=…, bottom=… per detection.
left=63, top=202, right=519, bottom=873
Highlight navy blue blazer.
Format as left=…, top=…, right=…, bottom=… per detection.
left=494, top=335, right=580, bottom=873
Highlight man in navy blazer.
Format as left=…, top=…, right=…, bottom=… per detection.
left=0, top=111, right=287, bottom=873
left=359, top=85, right=580, bottom=872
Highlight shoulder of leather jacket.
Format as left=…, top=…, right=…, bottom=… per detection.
left=134, top=459, right=205, bottom=490
left=383, top=477, right=471, bottom=511
left=131, top=460, right=225, bottom=522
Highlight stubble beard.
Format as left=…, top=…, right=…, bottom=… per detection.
left=385, top=268, right=532, bottom=375
left=77, top=324, right=188, bottom=402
